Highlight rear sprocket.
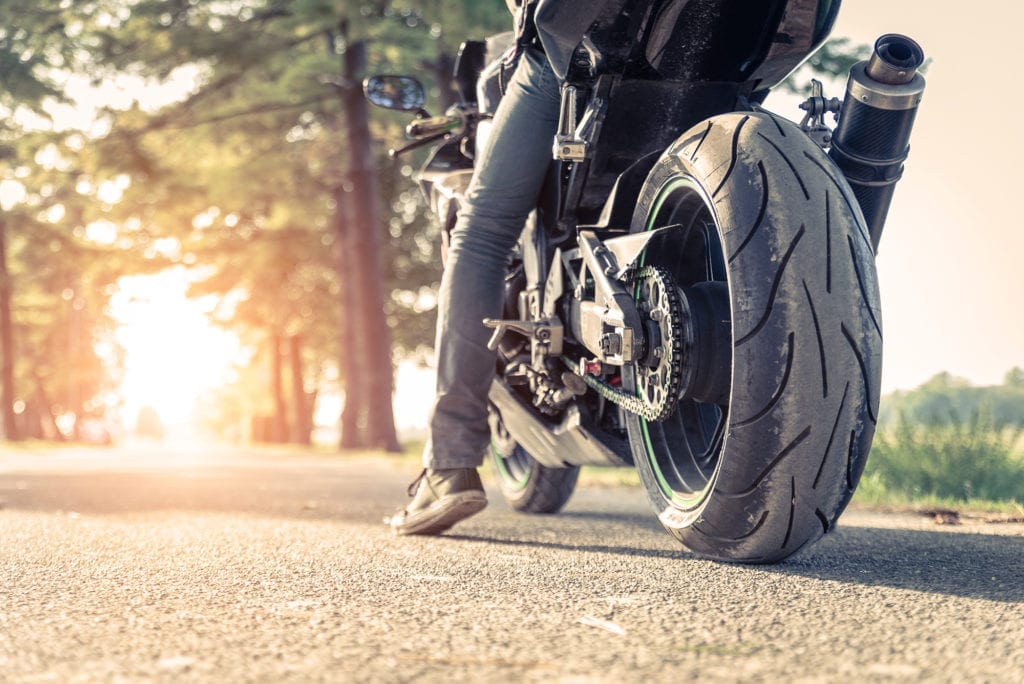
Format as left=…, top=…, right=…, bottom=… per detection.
left=632, top=266, right=687, bottom=422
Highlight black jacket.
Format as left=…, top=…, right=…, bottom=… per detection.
left=508, top=0, right=618, bottom=80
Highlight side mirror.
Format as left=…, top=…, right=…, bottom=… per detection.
left=363, top=75, right=427, bottom=112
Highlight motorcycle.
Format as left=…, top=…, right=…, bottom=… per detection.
left=364, top=0, right=925, bottom=562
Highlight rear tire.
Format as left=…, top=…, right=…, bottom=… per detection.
left=627, top=111, right=881, bottom=562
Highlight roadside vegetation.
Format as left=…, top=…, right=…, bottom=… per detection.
left=854, top=369, right=1024, bottom=513
left=857, top=415, right=1024, bottom=511
left=4, top=369, right=1021, bottom=515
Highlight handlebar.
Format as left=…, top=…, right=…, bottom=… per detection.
left=388, top=130, right=453, bottom=159
left=388, top=108, right=491, bottom=158
left=406, top=115, right=463, bottom=139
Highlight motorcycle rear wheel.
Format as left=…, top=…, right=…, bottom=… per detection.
left=627, top=111, right=882, bottom=562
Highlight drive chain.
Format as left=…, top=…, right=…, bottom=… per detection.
left=578, top=266, right=685, bottom=423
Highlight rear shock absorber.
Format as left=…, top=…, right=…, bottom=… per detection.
left=829, top=34, right=926, bottom=252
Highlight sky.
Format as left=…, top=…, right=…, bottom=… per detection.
left=804, top=1, right=1024, bottom=392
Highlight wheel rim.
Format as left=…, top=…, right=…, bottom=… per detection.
left=490, top=421, right=531, bottom=491
left=634, top=176, right=732, bottom=509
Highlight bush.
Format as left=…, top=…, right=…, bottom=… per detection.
left=864, top=410, right=1024, bottom=503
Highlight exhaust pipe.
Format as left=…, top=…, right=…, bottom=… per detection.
left=829, top=34, right=926, bottom=251
left=487, top=380, right=631, bottom=468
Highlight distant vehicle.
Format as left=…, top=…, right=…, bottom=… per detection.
left=78, top=418, right=114, bottom=446
left=135, top=405, right=165, bottom=440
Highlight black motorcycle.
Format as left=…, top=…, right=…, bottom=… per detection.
left=365, top=0, right=925, bottom=562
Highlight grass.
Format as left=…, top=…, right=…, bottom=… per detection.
left=361, top=440, right=643, bottom=488
left=853, top=471, right=1024, bottom=515
left=329, top=438, right=642, bottom=488
left=578, top=465, right=641, bottom=488
left=855, top=411, right=1024, bottom=510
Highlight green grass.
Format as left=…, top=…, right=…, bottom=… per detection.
left=342, top=439, right=643, bottom=488
left=854, top=411, right=1024, bottom=510
left=853, top=471, right=1024, bottom=515
left=578, top=465, right=641, bottom=488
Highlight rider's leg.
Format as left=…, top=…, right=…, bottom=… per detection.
left=424, top=46, right=562, bottom=472
left=390, top=45, right=561, bottom=534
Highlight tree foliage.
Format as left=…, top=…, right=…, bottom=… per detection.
left=880, top=370, right=1024, bottom=428
left=777, top=37, right=869, bottom=95
left=0, top=2, right=141, bottom=439
left=69, top=0, right=507, bottom=446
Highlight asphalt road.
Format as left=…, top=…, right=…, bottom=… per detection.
left=1, top=444, right=1022, bottom=682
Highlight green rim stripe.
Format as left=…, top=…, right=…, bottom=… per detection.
left=639, top=177, right=703, bottom=507
left=491, top=441, right=530, bottom=491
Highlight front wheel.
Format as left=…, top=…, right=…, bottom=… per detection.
left=627, top=112, right=882, bottom=562
left=489, top=410, right=579, bottom=513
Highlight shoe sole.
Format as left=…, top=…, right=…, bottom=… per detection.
left=392, top=491, right=488, bottom=536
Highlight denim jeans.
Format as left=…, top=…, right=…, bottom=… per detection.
left=424, top=46, right=562, bottom=469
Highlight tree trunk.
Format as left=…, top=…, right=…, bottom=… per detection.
left=288, top=334, right=311, bottom=445
left=337, top=35, right=400, bottom=452
left=269, top=331, right=288, bottom=443
left=335, top=191, right=364, bottom=449
left=32, top=370, right=63, bottom=442
left=0, top=220, right=19, bottom=441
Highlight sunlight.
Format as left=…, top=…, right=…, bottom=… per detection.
left=312, top=359, right=435, bottom=441
left=111, top=268, right=243, bottom=433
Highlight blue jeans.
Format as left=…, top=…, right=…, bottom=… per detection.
left=424, top=46, right=562, bottom=469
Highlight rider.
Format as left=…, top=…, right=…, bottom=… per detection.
left=388, top=1, right=611, bottom=534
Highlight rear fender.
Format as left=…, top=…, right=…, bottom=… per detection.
left=602, top=223, right=697, bottom=279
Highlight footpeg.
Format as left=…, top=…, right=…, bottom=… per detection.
left=483, top=318, right=538, bottom=351
left=560, top=371, right=588, bottom=396
left=483, top=317, right=563, bottom=356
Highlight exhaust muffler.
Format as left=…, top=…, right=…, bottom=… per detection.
left=829, top=34, right=926, bottom=251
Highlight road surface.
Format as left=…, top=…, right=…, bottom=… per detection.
left=1, top=445, right=1021, bottom=681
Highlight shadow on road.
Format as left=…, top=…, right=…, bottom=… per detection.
left=447, top=522, right=1024, bottom=604
left=769, top=524, right=1024, bottom=604
left=558, top=509, right=665, bottom=531
left=446, top=533, right=694, bottom=561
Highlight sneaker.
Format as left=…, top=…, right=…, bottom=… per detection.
left=387, top=468, right=487, bottom=535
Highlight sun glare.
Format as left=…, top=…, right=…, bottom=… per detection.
left=112, top=269, right=242, bottom=432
